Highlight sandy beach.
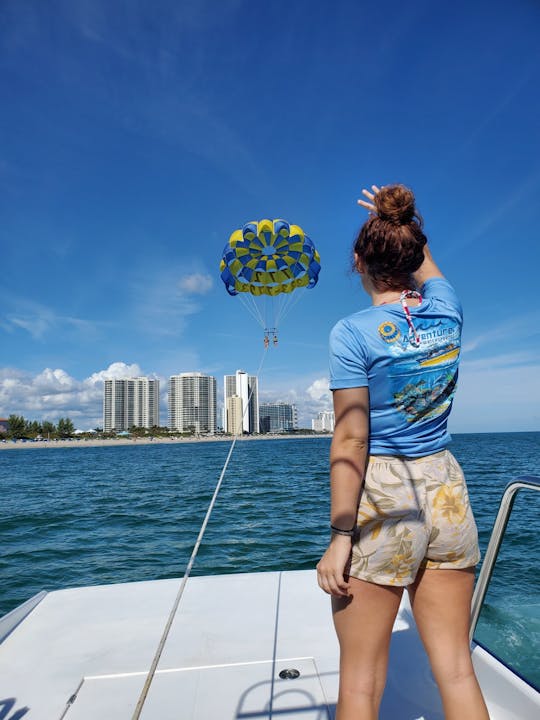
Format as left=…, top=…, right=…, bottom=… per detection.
left=0, top=433, right=330, bottom=450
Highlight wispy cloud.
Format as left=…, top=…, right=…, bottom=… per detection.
left=1, top=0, right=263, bottom=185
left=461, top=311, right=540, bottom=354
left=131, top=263, right=215, bottom=337
left=459, top=70, right=535, bottom=155
left=178, top=272, right=213, bottom=295
left=3, top=313, right=51, bottom=339
left=0, top=296, right=105, bottom=341
left=460, top=350, right=539, bottom=372
left=58, top=0, right=267, bottom=192
left=466, top=169, right=540, bottom=244
left=64, top=0, right=244, bottom=64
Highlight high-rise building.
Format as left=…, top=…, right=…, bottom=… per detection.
left=223, top=370, right=259, bottom=434
left=169, top=373, right=217, bottom=435
left=259, top=402, right=298, bottom=433
left=312, top=410, right=335, bottom=432
left=225, top=395, right=243, bottom=434
left=103, top=378, right=160, bottom=432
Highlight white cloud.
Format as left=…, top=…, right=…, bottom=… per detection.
left=85, top=362, right=144, bottom=385
left=258, top=374, right=332, bottom=428
left=178, top=273, right=214, bottom=295
left=0, top=362, right=164, bottom=430
left=299, top=378, right=333, bottom=427
left=34, top=368, right=77, bottom=391
left=307, top=377, right=331, bottom=404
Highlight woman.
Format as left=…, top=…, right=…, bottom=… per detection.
left=316, top=184, right=489, bottom=720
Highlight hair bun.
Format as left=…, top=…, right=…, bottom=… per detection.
left=374, top=184, right=416, bottom=225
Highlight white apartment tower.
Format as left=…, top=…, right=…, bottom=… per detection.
left=103, top=378, right=160, bottom=432
left=312, top=410, right=335, bottom=432
left=168, top=373, right=217, bottom=435
left=223, top=370, right=259, bottom=434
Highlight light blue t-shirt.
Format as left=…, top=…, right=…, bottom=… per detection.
left=329, top=278, right=462, bottom=457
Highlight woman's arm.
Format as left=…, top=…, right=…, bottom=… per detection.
left=413, top=243, right=444, bottom=286
left=316, top=386, right=369, bottom=597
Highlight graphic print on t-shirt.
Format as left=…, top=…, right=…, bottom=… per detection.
left=378, top=317, right=461, bottom=423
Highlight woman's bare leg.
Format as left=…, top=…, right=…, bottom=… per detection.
left=408, top=568, right=490, bottom=720
left=332, top=577, right=403, bottom=720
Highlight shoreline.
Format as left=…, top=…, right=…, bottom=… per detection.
left=3, top=429, right=535, bottom=451
left=0, top=433, right=332, bottom=451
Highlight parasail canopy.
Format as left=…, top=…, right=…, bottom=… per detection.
left=220, top=218, right=321, bottom=298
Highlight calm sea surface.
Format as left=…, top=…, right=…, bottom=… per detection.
left=1, top=432, right=539, bottom=687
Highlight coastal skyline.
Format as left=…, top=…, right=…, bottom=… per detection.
left=1, top=0, right=540, bottom=432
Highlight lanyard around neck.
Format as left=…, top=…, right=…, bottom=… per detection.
left=399, top=289, right=422, bottom=346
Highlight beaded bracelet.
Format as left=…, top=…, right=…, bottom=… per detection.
left=330, top=524, right=356, bottom=537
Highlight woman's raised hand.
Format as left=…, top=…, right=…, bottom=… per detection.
left=357, top=184, right=381, bottom=214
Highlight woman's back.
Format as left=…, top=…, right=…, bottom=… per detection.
left=330, top=276, right=463, bottom=456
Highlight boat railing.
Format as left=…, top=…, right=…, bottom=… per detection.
left=470, top=475, right=540, bottom=643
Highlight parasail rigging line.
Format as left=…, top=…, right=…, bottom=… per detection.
left=131, top=344, right=269, bottom=720
left=273, top=288, right=304, bottom=330
left=237, top=292, right=266, bottom=328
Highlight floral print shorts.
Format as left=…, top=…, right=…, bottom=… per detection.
left=349, top=449, right=480, bottom=586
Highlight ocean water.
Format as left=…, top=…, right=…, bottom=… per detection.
left=0, top=432, right=539, bottom=688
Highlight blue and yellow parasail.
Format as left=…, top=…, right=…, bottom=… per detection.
left=220, top=218, right=321, bottom=345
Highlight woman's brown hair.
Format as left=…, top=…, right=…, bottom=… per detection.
left=354, top=184, right=427, bottom=290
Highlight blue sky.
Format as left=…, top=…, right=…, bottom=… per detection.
left=1, top=0, right=539, bottom=431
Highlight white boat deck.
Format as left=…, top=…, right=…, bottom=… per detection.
left=0, top=569, right=538, bottom=719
